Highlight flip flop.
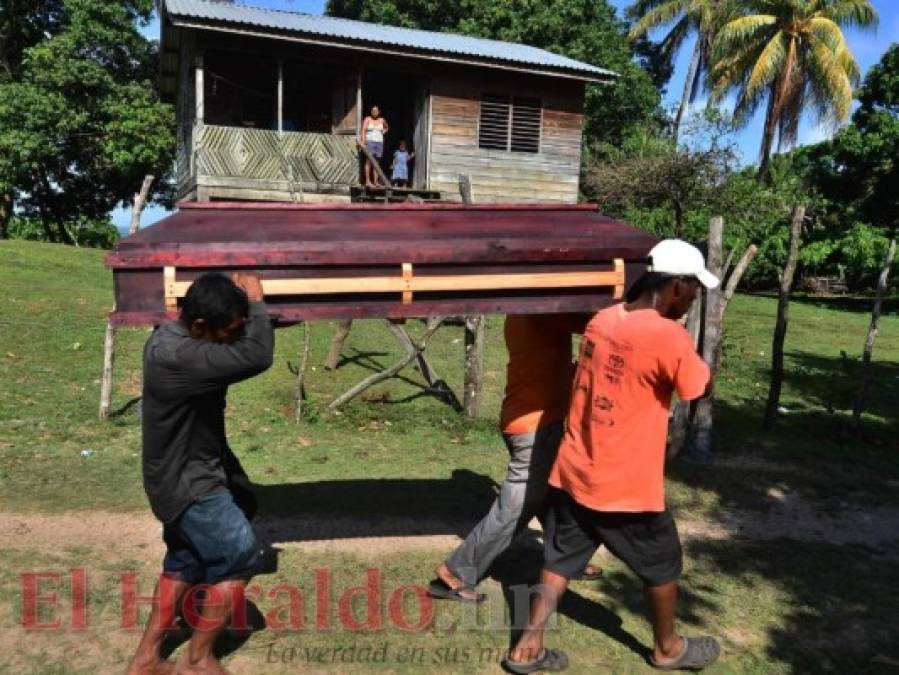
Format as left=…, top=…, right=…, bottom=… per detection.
left=426, top=578, right=485, bottom=603
left=501, top=648, right=569, bottom=674
left=649, top=636, right=721, bottom=670
left=572, top=564, right=603, bottom=581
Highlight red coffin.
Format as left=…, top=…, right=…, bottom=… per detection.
left=106, top=202, right=658, bottom=326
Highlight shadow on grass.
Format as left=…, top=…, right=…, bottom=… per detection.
left=687, top=537, right=899, bottom=673
left=252, top=468, right=498, bottom=541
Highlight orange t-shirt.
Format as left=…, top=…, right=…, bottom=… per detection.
left=500, top=314, right=590, bottom=434
left=549, top=304, right=710, bottom=512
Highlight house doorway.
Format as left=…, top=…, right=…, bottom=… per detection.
left=362, top=70, right=429, bottom=188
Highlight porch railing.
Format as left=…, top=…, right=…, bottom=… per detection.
left=193, top=125, right=360, bottom=190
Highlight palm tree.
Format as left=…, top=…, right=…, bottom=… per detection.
left=710, top=0, right=877, bottom=176
left=628, top=0, right=733, bottom=142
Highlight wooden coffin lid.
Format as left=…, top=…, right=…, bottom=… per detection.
left=106, top=202, right=657, bottom=268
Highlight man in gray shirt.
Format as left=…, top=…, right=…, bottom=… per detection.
left=128, top=272, right=274, bottom=675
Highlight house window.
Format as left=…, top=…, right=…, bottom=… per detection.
left=204, top=50, right=277, bottom=129
left=478, top=94, right=542, bottom=153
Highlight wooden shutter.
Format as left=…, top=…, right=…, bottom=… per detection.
left=478, top=94, right=511, bottom=150
left=511, top=96, right=541, bottom=154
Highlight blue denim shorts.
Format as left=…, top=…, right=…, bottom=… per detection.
left=162, top=489, right=260, bottom=584
left=366, top=140, right=383, bottom=158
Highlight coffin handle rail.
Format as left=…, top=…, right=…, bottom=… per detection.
left=163, top=259, right=626, bottom=313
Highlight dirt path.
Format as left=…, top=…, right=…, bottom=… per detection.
left=3, top=494, right=898, bottom=557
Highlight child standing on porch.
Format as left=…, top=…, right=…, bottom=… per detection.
left=391, top=140, right=414, bottom=188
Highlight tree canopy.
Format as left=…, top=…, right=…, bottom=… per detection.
left=627, top=0, right=737, bottom=141
left=710, top=0, right=877, bottom=175
left=0, top=0, right=174, bottom=243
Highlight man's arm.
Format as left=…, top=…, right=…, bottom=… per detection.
left=177, top=274, right=274, bottom=391
left=669, top=328, right=711, bottom=402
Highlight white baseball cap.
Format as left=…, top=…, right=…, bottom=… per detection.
left=647, top=239, right=720, bottom=289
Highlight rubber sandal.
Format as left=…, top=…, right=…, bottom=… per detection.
left=501, top=648, right=569, bottom=674
left=650, top=636, right=721, bottom=670
left=572, top=564, right=603, bottom=581
left=426, top=578, right=485, bottom=603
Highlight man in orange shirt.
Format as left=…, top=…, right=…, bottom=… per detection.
left=503, top=240, right=721, bottom=673
left=428, top=314, right=601, bottom=602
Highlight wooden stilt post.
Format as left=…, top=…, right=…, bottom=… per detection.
left=463, top=315, right=486, bottom=418
left=458, top=173, right=485, bottom=418
left=294, top=321, right=311, bottom=424
left=324, top=319, right=353, bottom=370
left=386, top=320, right=440, bottom=384
left=329, top=316, right=445, bottom=410
left=99, top=309, right=117, bottom=420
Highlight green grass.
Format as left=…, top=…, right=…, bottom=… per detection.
left=2, top=239, right=899, bottom=674
left=1, top=240, right=897, bottom=514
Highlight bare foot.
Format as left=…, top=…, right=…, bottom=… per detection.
left=435, top=563, right=481, bottom=601
left=126, top=653, right=175, bottom=675
left=175, top=653, right=231, bottom=675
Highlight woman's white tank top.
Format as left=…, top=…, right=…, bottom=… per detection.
left=366, top=118, right=385, bottom=143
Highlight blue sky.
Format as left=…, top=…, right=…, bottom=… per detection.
left=117, top=0, right=898, bottom=230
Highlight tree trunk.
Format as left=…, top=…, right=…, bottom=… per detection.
left=758, top=41, right=797, bottom=179
left=764, top=204, right=805, bottom=429
left=691, top=217, right=724, bottom=458
left=673, top=37, right=702, bottom=143
left=324, top=319, right=353, bottom=370
left=0, top=190, right=12, bottom=240
left=463, top=315, right=486, bottom=418
left=130, top=175, right=155, bottom=235
left=852, top=237, right=896, bottom=430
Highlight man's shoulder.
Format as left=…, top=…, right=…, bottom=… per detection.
left=145, top=322, right=190, bottom=365
left=588, top=306, right=689, bottom=342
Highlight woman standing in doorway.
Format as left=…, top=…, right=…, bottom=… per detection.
left=360, top=105, right=389, bottom=187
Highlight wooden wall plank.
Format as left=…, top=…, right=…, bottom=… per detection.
left=427, top=72, right=585, bottom=202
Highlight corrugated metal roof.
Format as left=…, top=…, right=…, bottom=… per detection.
left=163, top=0, right=615, bottom=81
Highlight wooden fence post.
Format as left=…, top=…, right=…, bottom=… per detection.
left=668, top=296, right=702, bottom=458
left=129, top=175, right=154, bottom=235
left=852, top=237, right=896, bottom=430
left=98, top=310, right=117, bottom=420
left=764, top=204, right=805, bottom=429
left=691, top=216, right=724, bottom=458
